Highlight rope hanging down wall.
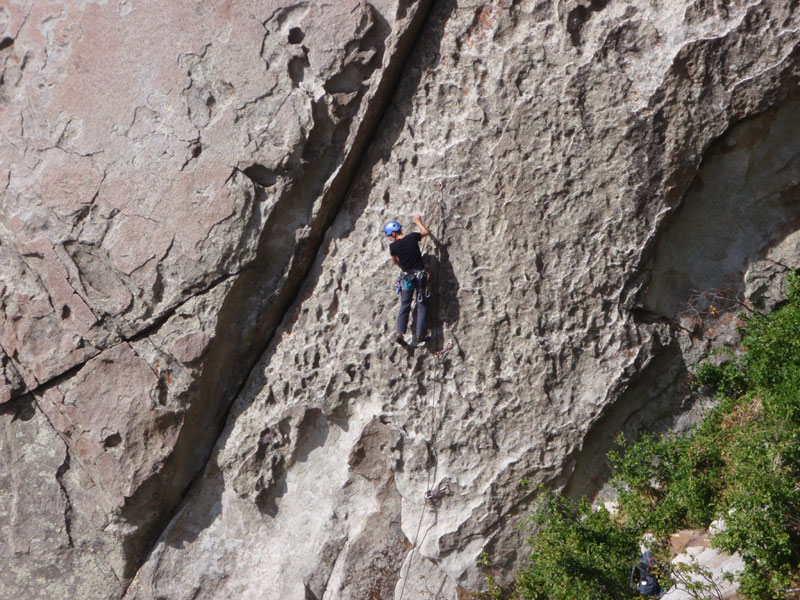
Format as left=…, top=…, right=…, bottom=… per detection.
left=397, top=181, right=457, bottom=600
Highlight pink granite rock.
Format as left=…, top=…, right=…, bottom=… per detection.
left=169, top=331, right=211, bottom=365
left=38, top=342, right=182, bottom=509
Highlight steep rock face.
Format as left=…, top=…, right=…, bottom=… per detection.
left=566, top=92, right=800, bottom=502
left=1, top=0, right=434, bottom=597
left=124, top=1, right=800, bottom=599
left=2, top=1, right=800, bottom=599
left=646, top=95, right=800, bottom=320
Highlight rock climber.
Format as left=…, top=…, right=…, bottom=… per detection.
left=384, top=215, right=431, bottom=347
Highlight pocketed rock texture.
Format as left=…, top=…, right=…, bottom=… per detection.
left=2, top=0, right=800, bottom=599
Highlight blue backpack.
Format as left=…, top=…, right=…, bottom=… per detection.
left=632, top=552, right=661, bottom=597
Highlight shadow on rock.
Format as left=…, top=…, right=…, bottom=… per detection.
left=562, top=338, right=696, bottom=502
left=424, top=234, right=460, bottom=352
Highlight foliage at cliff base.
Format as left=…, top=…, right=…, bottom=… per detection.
left=490, top=274, right=800, bottom=600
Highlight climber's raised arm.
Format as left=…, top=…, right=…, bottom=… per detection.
left=413, top=214, right=429, bottom=238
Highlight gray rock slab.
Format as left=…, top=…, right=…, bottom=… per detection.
left=663, top=530, right=745, bottom=600
left=126, top=1, right=800, bottom=598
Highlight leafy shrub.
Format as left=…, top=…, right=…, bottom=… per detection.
left=609, top=430, right=725, bottom=538
left=708, top=274, right=800, bottom=598
left=693, top=359, right=746, bottom=397
left=515, top=489, right=640, bottom=600
left=613, top=272, right=800, bottom=599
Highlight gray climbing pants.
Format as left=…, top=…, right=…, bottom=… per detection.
left=397, top=275, right=429, bottom=338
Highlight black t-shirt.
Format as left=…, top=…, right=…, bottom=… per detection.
left=390, top=232, right=424, bottom=272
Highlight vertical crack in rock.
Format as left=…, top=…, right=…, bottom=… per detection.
left=191, top=0, right=438, bottom=472
left=54, top=447, right=74, bottom=548
left=118, top=0, right=440, bottom=593
left=7, top=1, right=800, bottom=597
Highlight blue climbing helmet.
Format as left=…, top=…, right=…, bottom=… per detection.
left=383, top=220, right=402, bottom=237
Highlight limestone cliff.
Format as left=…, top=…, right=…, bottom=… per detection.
left=1, top=1, right=799, bottom=599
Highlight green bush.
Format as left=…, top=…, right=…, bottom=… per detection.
left=740, top=273, right=800, bottom=423
left=614, top=272, right=800, bottom=599
left=693, top=359, right=747, bottom=397
left=609, top=430, right=725, bottom=537
left=515, top=489, right=640, bottom=600
left=708, top=274, right=800, bottom=598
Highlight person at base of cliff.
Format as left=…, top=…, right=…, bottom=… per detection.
left=630, top=551, right=664, bottom=598
left=385, top=215, right=431, bottom=348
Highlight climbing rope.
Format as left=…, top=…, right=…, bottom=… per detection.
left=397, top=182, right=452, bottom=600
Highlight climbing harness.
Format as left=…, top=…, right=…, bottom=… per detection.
left=394, top=270, right=431, bottom=300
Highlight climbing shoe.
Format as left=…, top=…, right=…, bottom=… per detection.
left=415, top=335, right=431, bottom=348
left=395, top=334, right=407, bottom=346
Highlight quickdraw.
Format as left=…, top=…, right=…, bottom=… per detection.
left=415, top=270, right=431, bottom=303
left=425, top=483, right=452, bottom=502
left=434, top=340, right=454, bottom=361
